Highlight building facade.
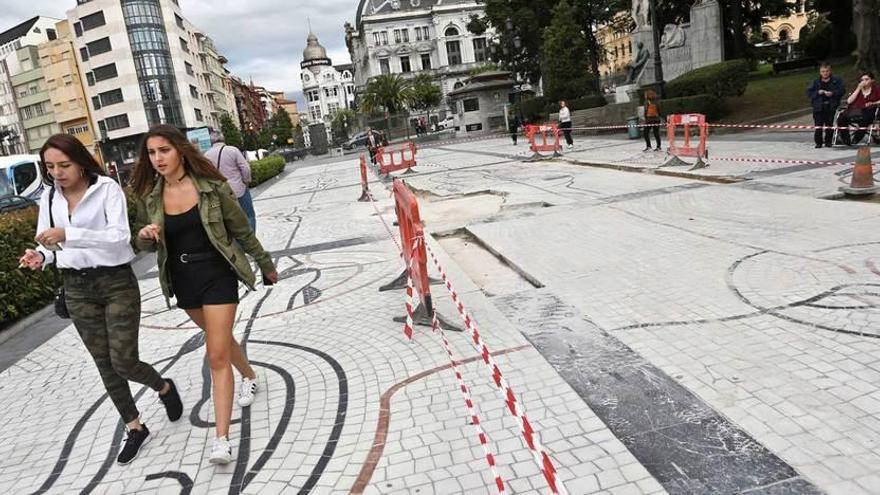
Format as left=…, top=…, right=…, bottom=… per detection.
left=271, top=92, right=300, bottom=127
left=37, top=20, right=99, bottom=156
left=66, top=0, right=232, bottom=169
left=345, top=0, right=494, bottom=116
left=761, top=0, right=809, bottom=44
left=301, top=32, right=355, bottom=123
left=596, top=12, right=632, bottom=85
left=230, top=76, right=267, bottom=134
left=0, top=16, right=60, bottom=155
left=10, top=45, right=60, bottom=153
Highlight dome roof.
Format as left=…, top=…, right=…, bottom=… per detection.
left=303, top=32, right=328, bottom=62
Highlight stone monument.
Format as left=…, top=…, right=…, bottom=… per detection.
left=626, top=0, right=724, bottom=89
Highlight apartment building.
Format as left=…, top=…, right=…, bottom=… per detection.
left=67, top=0, right=233, bottom=169
left=0, top=16, right=60, bottom=155
left=37, top=20, right=98, bottom=157
left=10, top=45, right=60, bottom=153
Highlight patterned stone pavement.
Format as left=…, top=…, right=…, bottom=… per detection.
left=1, top=134, right=878, bottom=494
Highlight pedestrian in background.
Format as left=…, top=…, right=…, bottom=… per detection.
left=366, top=127, right=380, bottom=164
left=806, top=63, right=844, bottom=148
left=559, top=100, right=574, bottom=150
left=204, top=131, right=256, bottom=232
left=509, top=114, right=521, bottom=145
left=131, top=125, right=278, bottom=465
left=837, top=72, right=880, bottom=146
left=642, top=90, right=663, bottom=151
left=19, top=134, right=183, bottom=466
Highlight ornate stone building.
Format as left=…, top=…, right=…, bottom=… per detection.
left=344, top=0, right=494, bottom=119
left=300, top=32, right=355, bottom=123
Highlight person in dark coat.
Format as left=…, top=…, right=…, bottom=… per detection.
left=806, top=63, right=845, bottom=148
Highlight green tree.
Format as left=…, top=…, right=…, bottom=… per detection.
left=542, top=0, right=591, bottom=101
left=292, top=123, right=305, bottom=149
left=406, top=74, right=443, bottom=129
left=570, top=0, right=627, bottom=93
left=269, top=107, right=294, bottom=147
left=361, top=74, right=412, bottom=134
left=219, top=113, right=243, bottom=149
left=331, top=108, right=357, bottom=145
left=812, top=0, right=854, bottom=57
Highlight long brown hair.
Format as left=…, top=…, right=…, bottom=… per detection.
left=38, top=134, right=106, bottom=186
left=131, top=124, right=227, bottom=196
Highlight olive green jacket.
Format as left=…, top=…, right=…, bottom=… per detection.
left=133, top=175, right=274, bottom=303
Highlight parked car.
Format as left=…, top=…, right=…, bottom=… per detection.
left=343, top=130, right=386, bottom=150
left=437, top=116, right=455, bottom=130
left=0, top=195, right=36, bottom=214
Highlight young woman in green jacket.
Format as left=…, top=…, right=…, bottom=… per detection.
left=131, top=124, right=278, bottom=465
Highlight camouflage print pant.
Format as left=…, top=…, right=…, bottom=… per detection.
left=64, top=265, right=165, bottom=423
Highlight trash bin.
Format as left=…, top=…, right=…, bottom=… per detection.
left=627, top=117, right=641, bottom=139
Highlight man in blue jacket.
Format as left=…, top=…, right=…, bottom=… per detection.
left=806, top=63, right=845, bottom=148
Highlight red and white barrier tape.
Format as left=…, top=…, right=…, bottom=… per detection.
left=431, top=312, right=507, bottom=494
left=708, top=156, right=854, bottom=167
left=362, top=161, right=509, bottom=491
left=424, top=243, right=567, bottom=495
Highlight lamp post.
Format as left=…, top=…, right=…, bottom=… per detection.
left=648, top=0, right=665, bottom=97
left=501, top=17, right=523, bottom=121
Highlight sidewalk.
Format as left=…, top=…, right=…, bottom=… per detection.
left=2, top=134, right=879, bottom=494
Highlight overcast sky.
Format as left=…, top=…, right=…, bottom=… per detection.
left=1, top=0, right=357, bottom=106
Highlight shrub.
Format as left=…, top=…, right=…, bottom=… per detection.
left=514, top=96, right=550, bottom=123
left=660, top=94, right=728, bottom=121
left=250, top=156, right=286, bottom=186
left=567, top=95, right=608, bottom=112
left=0, top=207, right=59, bottom=326
left=665, top=59, right=751, bottom=99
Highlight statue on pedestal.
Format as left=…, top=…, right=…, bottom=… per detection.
left=632, top=0, right=651, bottom=28
left=625, top=41, right=650, bottom=85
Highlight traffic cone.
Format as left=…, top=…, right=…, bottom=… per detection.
left=840, top=146, right=879, bottom=196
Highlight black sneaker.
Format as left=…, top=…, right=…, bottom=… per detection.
left=159, top=378, right=183, bottom=421
left=117, top=425, right=150, bottom=465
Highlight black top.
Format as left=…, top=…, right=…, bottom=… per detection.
left=164, top=205, right=214, bottom=256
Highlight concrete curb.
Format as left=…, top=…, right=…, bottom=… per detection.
left=0, top=303, right=58, bottom=347
left=561, top=157, right=744, bottom=184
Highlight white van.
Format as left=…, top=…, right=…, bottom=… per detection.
left=0, top=155, right=43, bottom=199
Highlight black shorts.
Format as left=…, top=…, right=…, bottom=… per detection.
left=170, top=257, right=239, bottom=310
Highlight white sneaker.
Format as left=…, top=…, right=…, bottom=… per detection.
left=209, top=436, right=233, bottom=465
left=567, top=144, right=573, bottom=150
left=238, top=377, right=258, bottom=407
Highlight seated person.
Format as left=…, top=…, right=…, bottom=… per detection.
left=837, top=72, right=880, bottom=145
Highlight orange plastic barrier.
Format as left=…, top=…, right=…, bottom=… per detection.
left=358, top=155, right=372, bottom=202
left=667, top=114, right=709, bottom=159
left=377, top=141, right=417, bottom=175
left=392, top=179, right=431, bottom=302
left=524, top=124, right=562, bottom=159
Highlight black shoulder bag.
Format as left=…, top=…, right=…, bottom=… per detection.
left=48, top=187, right=70, bottom=319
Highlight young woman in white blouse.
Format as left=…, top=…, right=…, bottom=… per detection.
left=18, top=134, right=183, bottom=465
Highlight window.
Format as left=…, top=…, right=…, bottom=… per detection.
left=93, top=63, right=118, bottom=82
left=86, top=72, right=96, bottom=86
left=128, top=26, right=169, bottom=52
left=175, top=14, right=184, bottom=29
left=310, top=106, right=322, bottom=121
left=74, top=22, right=83, bottom=37
left=87, top=37, right=112, bottom=57
left=380, top=32, right=388, bottom=45
left=306, top=89, right=320, bottom=102
left=79, top=47, right=89, bottom=62
left=401, top=29, right=409, bottom=42
left=81, top=11, right=106, bottom=31
left=421, top=53, right=432, bottom=70
left=778, top=29, right=790, bottom=42
left=373, top=32, right=381, bottom=45
left=47, top=29, right=57, bottom=41
left=444, top=27, right=459, bottom=37
left=99, top=88, right=123, bottom=106
left=12, top=163, right=37, bottom=195
left=185, top=62, right=194, bottom=75
left=446, top=40, right=461, bottom=66
left=394, top=29, right=402, bottom=44
left=415, top=27, right=423, bottom=41
left=180, top=38, right=189, bottom=52
left=400, top=56, right=411, bottom=73
left=463, top=98, right=479, bottom=112
left=66, top=124, right=89, bottom=135
left=195, top=108, right=203, bottom=121
left=91, top=95, right=101, bottom=110
left=327, top=102, right=339, bottom=116
left=473, top=38, right=487, bottom=63
left=379, top=58, right=390, bottom=75
left=104, top=113, right=130, bottom=131
left=189, top=85, right=198, bottom=98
